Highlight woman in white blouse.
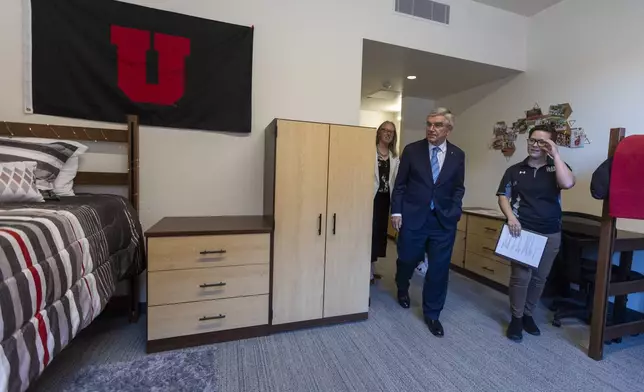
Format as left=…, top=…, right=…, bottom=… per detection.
left=371, top=121, right=400, bottom=284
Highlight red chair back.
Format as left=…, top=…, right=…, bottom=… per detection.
left=609, top=135, right=644, bottom=219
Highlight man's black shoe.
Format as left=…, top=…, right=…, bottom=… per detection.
left=426, top=319, right=444, bottom=337
left=397, top=292, right=410, bottom=309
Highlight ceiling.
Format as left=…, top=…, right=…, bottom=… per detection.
left=471, top=0, right=565, bottom=17
left=361, top=39, right=521, bottom=112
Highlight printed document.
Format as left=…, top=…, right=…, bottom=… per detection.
left=495, top=225, right=548, bottom=268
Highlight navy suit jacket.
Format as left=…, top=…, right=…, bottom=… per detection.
left=391, top=139, right=465, bottom=231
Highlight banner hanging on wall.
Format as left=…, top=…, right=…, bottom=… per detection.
left=24, top=0, right=253, bottom=133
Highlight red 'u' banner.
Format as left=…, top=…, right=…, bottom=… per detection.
left=25, top=0, right=253, bottom=133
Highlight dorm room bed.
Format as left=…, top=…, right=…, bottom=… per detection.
left=0, top=117, right=145, bottom=392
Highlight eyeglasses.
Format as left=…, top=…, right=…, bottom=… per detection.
left=426, top=122, right=445, bottom=129
left=379, top=129, right=395, bottom=134
left=527, top=138, right=547, bottom=146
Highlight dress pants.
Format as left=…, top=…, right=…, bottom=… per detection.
left=395, top=210, right=457, bottom=320
left=509, top=232, right=561, bottom=318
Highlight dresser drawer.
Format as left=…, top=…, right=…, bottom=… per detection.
left=465, top=233, right=510, bottom=266
left=148, top=233, right=270, bottom=271
left=466, top=215, right=504, bottom=240
left=464, top=252, right=511, bottom=286
left=148, top=264, right=270, bottom=306
left=451, top=231, right=465, bottom=267
left=148, top=294, right=269, bottom=340
left=457, top=216, right=467, bottom=232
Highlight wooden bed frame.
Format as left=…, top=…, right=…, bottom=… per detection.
left=0, top=115, right=142, bottom=322
left=589, top=127, right=644, bottom=360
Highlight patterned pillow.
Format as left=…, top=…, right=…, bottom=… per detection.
left=0, top=161, right=45, bottom=203
left=0, top=137, right=88, bottom=196
left=0, top=139, right=79, bottom=191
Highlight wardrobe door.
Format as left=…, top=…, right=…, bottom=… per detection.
left=324, top=125, right=375, bottom=318
left=272, top=120, right=330, bottom=325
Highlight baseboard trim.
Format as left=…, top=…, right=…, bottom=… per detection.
left=270, top=312, right=369, bottom=334
left=147, top=325, right=270, bottom=353
left=145, top=313, right=369, bottom=353
left=449, top=264, right=509, bottom=295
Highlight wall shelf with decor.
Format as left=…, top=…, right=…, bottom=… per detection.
left=491, top=103, right=590, bottom=158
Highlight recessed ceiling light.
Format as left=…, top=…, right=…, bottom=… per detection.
left=407, top=75, right=417, bottom=80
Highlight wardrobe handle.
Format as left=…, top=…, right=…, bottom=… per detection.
left=332, top=213, right=336, bottom=235
left=318, top=214, right=322, bottom=235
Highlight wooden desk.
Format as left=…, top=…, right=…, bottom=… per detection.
left=453, top=209, right=644, bottom=306
left=456, top=208, right=644, bottom=360
left=558, top=216, right=644, bottom=253
left=449, top=208, right=511, bottom=291
left=555, top=220, right=644, bottom=328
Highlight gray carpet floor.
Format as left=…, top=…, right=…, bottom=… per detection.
left=31, top=243, right=644, bottom=392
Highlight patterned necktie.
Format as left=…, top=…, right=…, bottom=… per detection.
left=430, top=146, right=440, bottom=209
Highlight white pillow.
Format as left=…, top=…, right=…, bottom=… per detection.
left=0, top=137, right=88, bottom=196
left=54, top=156, right=81, bottom=196
left=0, top=161, right=45, bottom=203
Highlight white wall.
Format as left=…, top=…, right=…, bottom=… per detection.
left=400, top=97, right=435, bottom=147
left=359, top=110, right=398, bottom=130
left=446, top=0, right=644, bottom=310
left=0, top=0, right=527, bottom=231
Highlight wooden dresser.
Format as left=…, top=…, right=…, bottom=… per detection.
left=145, top=216, right=272, bottom=353
left=450, top=208, right=512, bottom=290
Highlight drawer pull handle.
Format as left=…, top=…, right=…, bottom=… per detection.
left=482, top=266, right=495, bottom=273
left=332, top=213, right=337, bottom=235
left=484, top=227, right=497, bottom=232
left=199, top=314, right=226, bottom=321
left=200, top=249, right=227, bottom=255
left=318, top=214, right=322, bottom=235
left=482, top=246, right=496, bottom=253
left=199, top=282, right=226, bottom=288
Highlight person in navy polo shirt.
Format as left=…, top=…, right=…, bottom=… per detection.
left=496, top=124, right=575, bottom=342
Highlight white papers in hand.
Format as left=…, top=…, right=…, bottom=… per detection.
left=494, top=225, right=548, bottom=268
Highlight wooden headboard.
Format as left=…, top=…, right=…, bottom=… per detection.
left=0, top=115, right=140, bottom=211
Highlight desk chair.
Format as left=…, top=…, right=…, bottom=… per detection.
left=550, top=212, right=644, bottom=331
left=549, top=212, right=605, bottom=327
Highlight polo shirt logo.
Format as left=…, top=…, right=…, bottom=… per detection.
left=547, top=166, right=556, bottom=172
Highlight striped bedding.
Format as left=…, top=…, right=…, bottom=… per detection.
left=0, top=194, right=145, bottom=392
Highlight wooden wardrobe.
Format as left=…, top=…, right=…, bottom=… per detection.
left=264, top=119, right=375, bottom=328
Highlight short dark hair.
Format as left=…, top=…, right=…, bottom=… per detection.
left=528, top=124, right=556, bottom=138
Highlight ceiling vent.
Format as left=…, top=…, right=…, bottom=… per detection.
left=395, top=0, right=451, bottom=25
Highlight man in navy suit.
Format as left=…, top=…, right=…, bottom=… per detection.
left=391, top=107, right=465, bottom=337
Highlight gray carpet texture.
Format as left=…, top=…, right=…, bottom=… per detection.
left=30, top=244, right=644, bottom=392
